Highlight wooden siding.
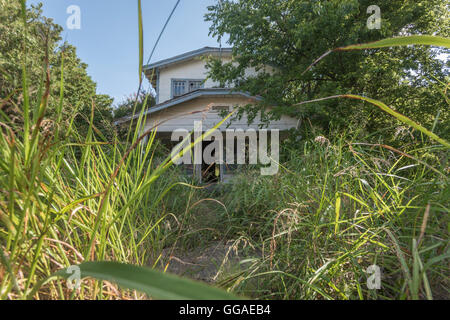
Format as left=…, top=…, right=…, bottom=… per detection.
left=143, top=96, right=299, bottom=133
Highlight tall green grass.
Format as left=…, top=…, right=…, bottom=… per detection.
left=207, top=36, right=448, bottom=300
left=209, top=37, right=449, bottom=298
left=0, top=0, right=237, bottom=300
left=0, top=63, right=235, bottom=299
left=212, top=127, right=448, bottom=299
left=1, top=1, right=448, bottom=301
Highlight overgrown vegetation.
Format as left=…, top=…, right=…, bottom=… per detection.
left=209, top=126, right=449, bottom=299
left=199, top=1, right=450, bottom=299
left=205, top=0, right=449, bottom=132
left=0, top=0, right=236, bottom=300
left=0, top=0, right=448, bottom=300
left=0, top=0, right=114, bottom=139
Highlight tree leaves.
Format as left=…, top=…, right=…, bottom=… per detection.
left=205, top=0, right=450, bottom=132
left=0, top=1, right=114, bottom=139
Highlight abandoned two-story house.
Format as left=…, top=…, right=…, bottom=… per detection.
left=117, top=47, right=299, bottom=183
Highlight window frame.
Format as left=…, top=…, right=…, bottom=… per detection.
left=171, top=78, right=205, bottom=99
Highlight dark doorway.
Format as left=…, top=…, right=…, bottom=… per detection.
left=201, top=140, right=220, bottom=183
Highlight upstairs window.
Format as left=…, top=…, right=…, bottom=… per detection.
left=172, top=79, right=204, bottom=98
left=173, top=80, right=186, bottom=97
left=189, top=80, right=203, bottom=92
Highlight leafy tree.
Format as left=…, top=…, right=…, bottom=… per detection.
left=113, top=90, right=156, bottom=140
left=205, top=0, right=449, bottom=134
left=0, top=1, right=114, bottom=139
left=113, top=90, right=156, bottom=120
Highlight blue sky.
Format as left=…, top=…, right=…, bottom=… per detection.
left=28, top=0, right=226, bottom=105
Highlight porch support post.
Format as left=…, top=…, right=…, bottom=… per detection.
left=193, top=121, right=203, bottom=183
left=194, top=163, right=202, bottom=182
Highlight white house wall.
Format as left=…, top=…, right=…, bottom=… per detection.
left=157, top=57, right=262, bottom=104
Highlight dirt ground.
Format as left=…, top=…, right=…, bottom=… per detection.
left=156, top=240, right=260, bottom=283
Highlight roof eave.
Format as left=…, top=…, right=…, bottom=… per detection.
left=114, top=88, right=261, bottom=125
left=143, top=47, right=233, bottom=72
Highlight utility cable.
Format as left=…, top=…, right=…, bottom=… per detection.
left=145, top=0, right=182, bottom=66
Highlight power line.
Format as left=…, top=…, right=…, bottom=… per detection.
left=130, top=0, right=181, bottom=134
left=136, top=0, right=181, bottom=101
left=145, top=0, right=181, bottom=66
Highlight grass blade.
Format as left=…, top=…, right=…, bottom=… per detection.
left=334, top=193, right=341, bottom=235
left=294, top=94, right=450, bottom=148
left=138, top=0, right=143, bottom=84
left=336, top=35, right=450, bottom=51
left=54, top=261, right=241, bottom=300
left=342, top=95, right=450, bottom=148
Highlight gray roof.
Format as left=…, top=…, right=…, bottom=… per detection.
left=143, top=47, right=232, bottom=72
left=115, top=88, right=261, bottom=125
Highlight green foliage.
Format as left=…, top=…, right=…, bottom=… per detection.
left=205, top=0, right=450, bottom=132
left=295, top=92, right=450, bottom=148
left=336, top=35, right=450, bottom=50
left=213, top=130, right=448, bottom=300
left=0, top=0, right=236, bottom=300
left=51, top=261, right=240, bottom=300
left=0, top=0, right=114, bottom=138
left=113, top=90, right=156, bottom=120
left=2, top=0, right=448, bottom=301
